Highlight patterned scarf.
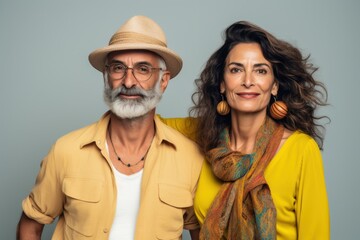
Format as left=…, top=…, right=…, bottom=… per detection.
left=200, top=117, right=284, bottom=240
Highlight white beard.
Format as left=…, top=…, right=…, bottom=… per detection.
left=103, top=75, right=163, bottom=119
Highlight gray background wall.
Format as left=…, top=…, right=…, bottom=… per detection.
left=1, top=0, right=358, bottom=239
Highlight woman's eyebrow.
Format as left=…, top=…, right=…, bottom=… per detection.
left=227, top=62, right=271, bottom=68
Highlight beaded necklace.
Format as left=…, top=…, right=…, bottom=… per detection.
left=108, top=127, right=151, bottom=167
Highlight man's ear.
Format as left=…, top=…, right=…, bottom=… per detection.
left=160, top=71, right=170, bottom=92
left=103, top=72, right=111, bottom=88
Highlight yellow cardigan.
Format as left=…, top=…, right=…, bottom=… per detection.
left=159, top=116, right=330, bottom=240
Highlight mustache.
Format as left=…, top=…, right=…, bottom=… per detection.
left=110, top=86, right=152, bottom=100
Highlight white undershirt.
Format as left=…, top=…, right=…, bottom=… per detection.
left=106, top=143, right=143, bottom=240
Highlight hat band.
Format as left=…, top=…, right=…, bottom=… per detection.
left=109, top=32, right=167, bottom=47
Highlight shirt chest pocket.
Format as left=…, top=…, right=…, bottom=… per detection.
left=156, top=183, right=193, bottom=240
left=62, top=178, right=104, bottom=237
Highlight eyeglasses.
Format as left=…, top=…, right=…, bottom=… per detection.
left=105, top=63, right=163, bottom=82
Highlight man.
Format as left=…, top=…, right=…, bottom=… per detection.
left=17, top=15, right=203, bottom=240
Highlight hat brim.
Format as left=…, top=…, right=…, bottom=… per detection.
left=89, top=43, right=182, bottom=79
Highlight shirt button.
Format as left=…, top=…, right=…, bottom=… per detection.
left=103, top=228, right=109, bottom=233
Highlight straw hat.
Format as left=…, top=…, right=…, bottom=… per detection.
left=89, top=15, right=182, bottom=79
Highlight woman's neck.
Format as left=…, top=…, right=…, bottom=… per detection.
left=229, top=111, right=267, bottom=153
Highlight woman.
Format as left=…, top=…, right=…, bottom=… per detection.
left=161, top=21, right=329, bottom=239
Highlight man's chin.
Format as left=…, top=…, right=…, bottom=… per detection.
left=110, top=105, right=150, bottom=119
left=111, top=110, right=148, bottom=119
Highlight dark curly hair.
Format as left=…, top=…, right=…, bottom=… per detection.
left=190, top=20, right=329, bottom=153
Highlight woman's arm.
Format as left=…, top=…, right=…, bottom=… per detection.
left=157, top=115, right=198, bottom=142
left=296, top=139, right=330, bottom=239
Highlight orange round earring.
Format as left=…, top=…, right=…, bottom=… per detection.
left=270, top=96, right=288, bottom=120
left=216, top=95, right=230, bottom=115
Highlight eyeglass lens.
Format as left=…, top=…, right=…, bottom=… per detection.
left=107, top=63, right=159, bottom=82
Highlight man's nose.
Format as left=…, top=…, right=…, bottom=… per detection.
left=122, top=68, right=138, bottom=88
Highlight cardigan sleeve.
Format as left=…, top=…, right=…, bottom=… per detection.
left=157, top=115, right=198, bottom=142
left=296, top=138, right=330, bottom=239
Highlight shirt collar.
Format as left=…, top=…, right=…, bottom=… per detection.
left=153, top=115, right=177, bottom=150
left=79, top=111, right=111, bottom=150
left=79, top=112, right=177, bottom=151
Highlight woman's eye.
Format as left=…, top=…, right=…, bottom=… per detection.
left=229, top=68, right=242, bottom=73
left=256, top=69, right=267, bottom=74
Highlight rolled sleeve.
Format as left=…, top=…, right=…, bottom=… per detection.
left=22, top=143, right=64, bottom=224
left=22, top=195, right=55, bottom=224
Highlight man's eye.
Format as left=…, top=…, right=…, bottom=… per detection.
left=112, top=64, right=126, bottom=72
left=136, top=65, right=151, bottom=74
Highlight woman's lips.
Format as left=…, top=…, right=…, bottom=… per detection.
left=237, top=92, right=259, bottom=99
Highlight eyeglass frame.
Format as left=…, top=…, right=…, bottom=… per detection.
left=105, top=62, right=164, bottom=82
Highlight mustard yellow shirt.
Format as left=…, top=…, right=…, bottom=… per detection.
left=22, top=112, right=203, bottom=240
left=159, top=116, right=330, bottom=240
